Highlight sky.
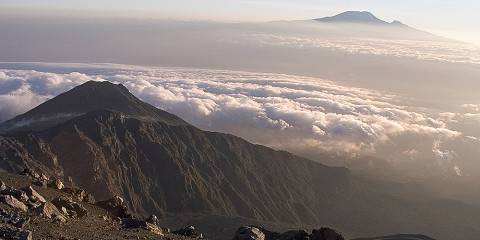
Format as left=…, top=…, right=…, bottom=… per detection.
left=1, top=0, right=479, bottom=44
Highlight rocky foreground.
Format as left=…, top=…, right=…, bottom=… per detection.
left=0, top=168, right=345, bottom=240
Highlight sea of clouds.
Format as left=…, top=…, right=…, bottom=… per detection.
left=0, top=63, right=463, bottom=150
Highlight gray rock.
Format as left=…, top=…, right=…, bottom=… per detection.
left=0, top=181, right=7, bottom=191
left=146, top=214, right=158, bottom=226
left=233, top=226, right=266, bottom=240
left=63, top=187, right=95, bottom=203
left=0, top=195, right=28, bottom=212
left=34, top=202, right=66, bottom=223
left=173, top=225, right=202, bottom=238
left=22, top=186, right=46, bottom=203
left=121, top=218, right=163, bottom=235
left=0, top=188, right=29, bottom=202
left=95, top=195, right=130, bottom=218
left=51, top=196, right=87, bottom=218
left=48, top=178, right=64, bottom=190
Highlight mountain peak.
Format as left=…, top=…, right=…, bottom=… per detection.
left=0, top=81, right=187, bottom=133
left=314, top=11, right=388, bottom=25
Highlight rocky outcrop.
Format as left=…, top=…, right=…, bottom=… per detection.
left=34, top=202, right=66, bottom=223
left=121, top=218, right=163, bottom=236
left=0, top=195, right=28, bottom=212
left=51, top=196, right=88, bottom=218
left=62, top=187, right=95, bottom=204
left=233, top=226, right=266, bottom=240
left=22, top=186, right=46, bottom=203
left=96, top=195, right=131, bottom=218
left=232, top=226, right=344, bottom=240
left=173, top=225, right=203, bottom=238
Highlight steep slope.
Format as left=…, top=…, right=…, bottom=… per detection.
left=0, top=81, right=480, bottom=240
left=0, top=109, right=350, bottom=223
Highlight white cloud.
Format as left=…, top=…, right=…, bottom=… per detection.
left=0, top=64, right=461, bottom=158
left=243, top=34, right=480, bottom=65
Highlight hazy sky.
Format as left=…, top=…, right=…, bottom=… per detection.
left=1, top=0, right=479, bottom=44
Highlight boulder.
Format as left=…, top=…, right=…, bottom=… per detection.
left=310, top=228, right=344, bottom=240
left=0, top=188, right=29, bottom=202
left=63, top=187, right=95, bottom=203
left=95, top=195, right=130, bottom=218
left=51, top=196, right=88, bottom=218
left=34, top=202, right=66, bottom=223
left=0, top=223, right=32, bottom=240
left=0, top=195, right=28, bottom=212
left=21, top=186, right=46, bottom=203
left=121, top=218, right=163, bottom=235
left=48, top=178, right=64, bottom=190
left=146, top=214, right=159, bottom=226
left=233, top=226, right=266, bottom=240
left=173, top=225, right=202, bottom=238
left=0, top=181, right=6, bottom=191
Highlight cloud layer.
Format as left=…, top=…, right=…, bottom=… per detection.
left=0, top=64, right=460, bottom=156
left=244, top=33, right=480, bottom=66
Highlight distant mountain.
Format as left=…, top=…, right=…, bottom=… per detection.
left=1, top=81, right=480, bottom=239
left=314, top=11, right=404, bottom=26
left=311, top=11, right=446, bottom=41
left=315, top=11, right=388, bottom=24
